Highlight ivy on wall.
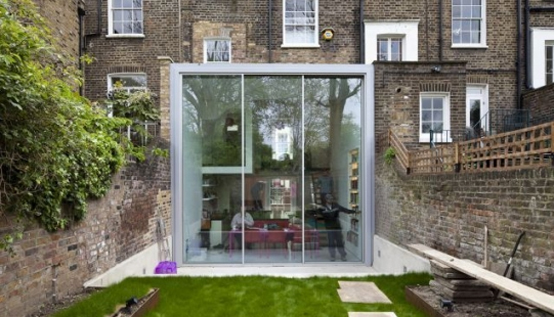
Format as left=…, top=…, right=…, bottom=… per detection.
left=0, top=0, right=137, bottom=253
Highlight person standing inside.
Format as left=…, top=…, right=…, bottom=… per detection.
left=250, top=181, right=266, bottom=211
left=315, top=194, right=356, bottom=261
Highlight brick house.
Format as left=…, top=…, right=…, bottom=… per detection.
left=80, top=0, right=554, bottom=271
left=3, top=1, right=553, bottom=315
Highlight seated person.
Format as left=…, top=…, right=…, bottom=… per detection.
left=231, top=210, right=254, bottom=229
left=230, top=210, right=254, bottom=249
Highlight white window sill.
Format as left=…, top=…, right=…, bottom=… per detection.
left=106, top=34, right=145, bottom=39
left=280, top=43, right=321, bottom=49
left=451, top=44, right=488, bottom=49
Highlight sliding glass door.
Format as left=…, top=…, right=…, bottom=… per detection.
left=173, top=65, right=370, bottom=265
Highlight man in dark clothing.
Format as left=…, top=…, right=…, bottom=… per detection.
left=250, top=181, right=265, bottom=211
left=315, top=193, right=356, bottom=261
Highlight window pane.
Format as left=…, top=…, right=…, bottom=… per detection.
left=422, top=98, right=432, bottom=109
left=122, top=0, right=133, bottom=8
left=461, top=32, right=471, bottom=43
left=113, top=22, right=123, bottom=34
left=422, top=110, right=431, bottom=121
left=124, top=9, right=132, bottom=20
left=472, top=6, right=481, bottom=18
left=433, top=111, right=443, bottom=120
left=285, top=0, right=294, bottom=10
left=471, top=31, right=480, bottom=43
left=462, top=6, right=472, bottom=18
left=113, top=10, right=123, bottom=21
left=113, top=0, right=122, bottom=7
left=123, top=22, right=133, bottom=33
left=133, top=0, right=142, bottom=8
left=432, top=98, right=443, bottom=109
left=422, top=123, right=431, bottom=133
left=134, top=22, right=142, bottom=33
left=453, top=6, right=461, bottom=18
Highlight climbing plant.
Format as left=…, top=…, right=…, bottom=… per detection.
left=0, top=0, right=130, bottom=253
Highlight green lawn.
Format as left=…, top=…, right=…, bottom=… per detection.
left=53, top=272, right=432, bottom=317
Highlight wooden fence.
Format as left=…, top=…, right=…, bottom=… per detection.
left=385, top=122, right=554, bottom=175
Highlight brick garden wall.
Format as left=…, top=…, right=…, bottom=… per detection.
left=522, top=83, right=554, bottom=124
left=0, top=151, right=171, bottom=317
left=375, top=153, right=554, bottom=291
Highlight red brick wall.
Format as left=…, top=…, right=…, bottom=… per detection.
left=375, top=153, right=554, bottom=291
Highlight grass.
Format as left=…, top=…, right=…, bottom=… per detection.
left=53, top=272, right=432, bottom=317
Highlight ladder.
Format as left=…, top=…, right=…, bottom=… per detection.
left=156, top=208, right=171, bottom=262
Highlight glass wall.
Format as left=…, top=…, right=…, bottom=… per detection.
left=176, top=68, right=367, bottom=265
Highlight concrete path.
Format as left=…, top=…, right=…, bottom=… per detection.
left=337, top=281, right=392, bottom=303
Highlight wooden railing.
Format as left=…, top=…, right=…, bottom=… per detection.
left=386, top=122, right=554, bottom=175
left=388, top=130, right=410, bottom=172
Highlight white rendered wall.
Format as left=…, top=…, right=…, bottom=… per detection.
left=364, top=20, right=419, bottom=64
left=372, top=235, right=430, bottom=274
left=84, top=236, right=173, bottom=288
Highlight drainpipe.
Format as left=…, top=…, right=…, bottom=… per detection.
left=97, top=0, right=102, bottom=35
left=78, top=6, right=85, bottom=96
left=439, top=0, right=443, bottom=61
left=525, top=0, right=531, bottom=88
left=268, top=0, right=272, bottom=63
left=359, top=0, right=364, bottom=64
left=516, top=0, right=521, bottom=109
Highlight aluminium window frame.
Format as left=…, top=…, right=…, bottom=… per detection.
left=169, top=63, right=375, bottom=267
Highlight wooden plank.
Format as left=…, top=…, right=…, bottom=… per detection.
left=409, top=244, right=554, bottom=314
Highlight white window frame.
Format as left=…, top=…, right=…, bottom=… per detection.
left=281, top=0, right=320, bottom=48
left=419, top=93, right=451, bottom=143
left=107, top=73, right=147, bottom=116
left=451, top=0, right=487, bottom=48
left=377, top=37, right=403, bottom=61
left=108, top=73, right=147, bottom=93
left=364, top=20, right=419, bottom=64
left=530, top=28, right=554, bottom=88
left=203, top=38, right=232, bottom=63
left=107, top=0, right=145, bottom=38
left=466, top=85, right=489, bottom=134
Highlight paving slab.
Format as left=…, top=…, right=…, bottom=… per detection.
left=348, top=313, right=397, bottom=317
left=337, top=281, right=392, bottom=304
